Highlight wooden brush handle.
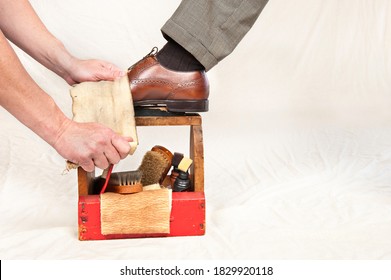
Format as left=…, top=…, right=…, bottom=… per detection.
left=106, top=183, right=143, bottom=194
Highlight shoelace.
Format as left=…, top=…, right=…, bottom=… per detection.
left=127, top=47, right=158, bottom=71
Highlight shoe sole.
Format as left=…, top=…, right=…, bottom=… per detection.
left=133, top=99, right=209, bottom=113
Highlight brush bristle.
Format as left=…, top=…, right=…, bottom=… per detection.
left=108, top=170, right=142, bottom=186
left=171, top=152, right=184, bottom=167
left=151, top=145, right=173, bottom=184
left=138, top=150, right=171, bottom=186
left=105, top=170, right=143, bottom=194
left=178, top=157, right=193, bottom=172
left=123, top=170, right=142, bottom=185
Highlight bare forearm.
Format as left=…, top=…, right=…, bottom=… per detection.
left=0, top=0, right=124, bottom=85
left=0, top=2, right=130, bottom=171
left=0, top=0, right=74, bottom=79
left=0, top=30, right=68, bottom=146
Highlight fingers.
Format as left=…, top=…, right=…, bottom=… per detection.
left=102, top=148, right=121, bottom=166
left=54, top=121, right=132, bottom=171
left=80, top=160, right=95, bottom=173
left=68, top=59, right=125, bottom=84
left=97, top=62, right=125, bottom=81
left=93, top=154, right=110, bottom=170
left=80, top=134, right=131, bottom=171
left=111, top=134, right=132, bottom=159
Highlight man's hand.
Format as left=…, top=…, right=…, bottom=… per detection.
left=63, top=58, right=125, bottom=85
left=53, top=119, right=132, bottom=172
left=0, top=0, right=131, bottom=172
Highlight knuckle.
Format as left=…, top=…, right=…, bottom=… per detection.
left=87, top=145, right=98, bottom=156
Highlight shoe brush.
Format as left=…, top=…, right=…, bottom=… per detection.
left=138, top=146, right=172, bottom=186
left=104, top=170, right=143, bottom=194
left=151, top=145, right=173, bottom=184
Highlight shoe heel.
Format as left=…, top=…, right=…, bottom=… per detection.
left=166, top=100, right=209, bottom=113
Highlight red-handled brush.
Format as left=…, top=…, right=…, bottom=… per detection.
left=100, top=164, right=114, bottom=194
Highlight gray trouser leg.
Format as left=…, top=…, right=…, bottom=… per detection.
left=161, top=0, right=269, bottom=71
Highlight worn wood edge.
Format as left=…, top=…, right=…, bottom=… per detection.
left=136, top=115, right=202, bottom=126
left=78, top=167, right=95, bottom=196
left=190, top=124, right=204, bottom=192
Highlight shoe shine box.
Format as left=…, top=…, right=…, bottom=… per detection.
left=77, top=112, right=206, bottom=240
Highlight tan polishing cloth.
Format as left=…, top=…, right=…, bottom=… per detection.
left=67, top=75, right=138, bottom=170
left=100, top=189, right=172, bottom=235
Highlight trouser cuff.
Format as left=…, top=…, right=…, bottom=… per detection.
left=161, top=20, right=218, bottom=71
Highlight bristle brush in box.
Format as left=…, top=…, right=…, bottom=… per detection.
left=151, top=145, right=173, bottom=185
left=138, top=145, right=172, bottom=187
left=99, top=165, right=143, bottom=194
left=98, top=145, right=173, bottom=193
left=105, top=170, right=143, bottom=194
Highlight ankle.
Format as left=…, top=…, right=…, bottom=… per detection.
left=156, top=39, right=205, bottom=72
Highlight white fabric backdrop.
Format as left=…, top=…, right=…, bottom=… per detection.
left=1, top=0, right=391, bottom=259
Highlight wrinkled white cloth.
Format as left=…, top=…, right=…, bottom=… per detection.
left=67, top=75, right=138, bottom=169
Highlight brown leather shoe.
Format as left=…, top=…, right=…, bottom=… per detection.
left=127, top=48, right=209, bottom=112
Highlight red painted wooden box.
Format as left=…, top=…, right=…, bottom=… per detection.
left=77, top=111, right=206, bottom=240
